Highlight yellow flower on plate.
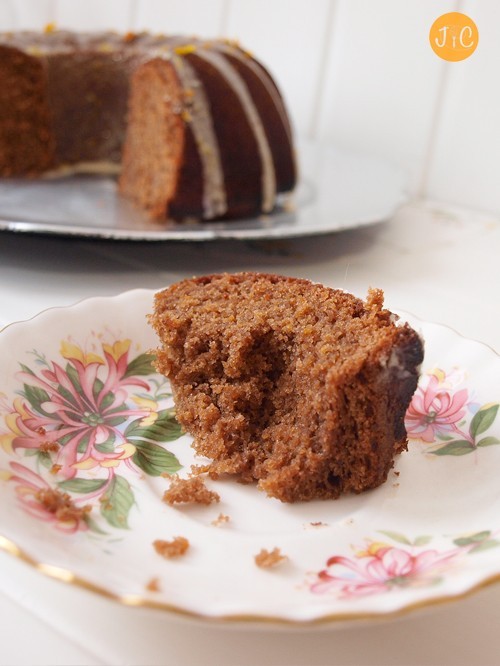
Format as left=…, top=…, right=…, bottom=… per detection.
left=354, top=541, right=389, bottom=558
left=132, top=396, right=159, bottom=426
left=0, top=398, right=28, bottom=453
left=72, top=443, right=136, bottom=470
left=102, top=339, right=132, bottom=362
left=60, top=340, right=104, bottom=366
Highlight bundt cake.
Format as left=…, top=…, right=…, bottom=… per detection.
left=0, top=29, right=296, bottom=222
left=150, top=273, right=424, bottom=503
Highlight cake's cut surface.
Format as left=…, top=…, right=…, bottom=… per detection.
left=150, top=273, right=424, bottom=502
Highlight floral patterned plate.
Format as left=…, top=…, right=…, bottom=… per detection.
left=1, top=289, right=499, bottom=626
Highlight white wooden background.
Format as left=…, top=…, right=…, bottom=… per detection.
left=0, top=0, right=497, bottom=215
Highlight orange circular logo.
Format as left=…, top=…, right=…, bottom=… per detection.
left=429, top=12, right=478, bottom=61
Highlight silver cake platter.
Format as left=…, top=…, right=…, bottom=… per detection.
left=0, top=141, right=407, bottom=242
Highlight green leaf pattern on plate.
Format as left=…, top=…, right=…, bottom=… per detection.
left=0, top=336, right=183, bottom=534
left=405, top=368, right=499, bottom=456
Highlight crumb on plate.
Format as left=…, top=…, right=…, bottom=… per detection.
left=211, top=513, right=230, bottom=526
left=163, top=474, right=220, bottom=506
left=35, top=487, right=91, bottom=522
left=145, top=577, right=161, bottom=592
left=153, top=536, right=190, bottom=559
left=39, top=440, right=60, bottom=453
left=254, top=547, right=288, bottom=569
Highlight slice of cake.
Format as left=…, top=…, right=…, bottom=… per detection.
left=150, top=273, right=424, bottom=502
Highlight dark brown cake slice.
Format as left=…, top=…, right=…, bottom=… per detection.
left=150, top=273, right=424, bottom=502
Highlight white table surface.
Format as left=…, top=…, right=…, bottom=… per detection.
left=1, top=199, right=500, bottom=666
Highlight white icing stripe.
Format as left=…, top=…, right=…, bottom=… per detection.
left=217, top=43, right=294, bottom=146
left=171, top=55, right=227, bottom=219
left=195, top=48, right=277, bottom=213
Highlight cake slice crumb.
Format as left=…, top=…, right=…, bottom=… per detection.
left=211, top=513, right=230, bottom=526
left=39, top=440, right=60, bottom=453
left=153, top=536, right=190, bottom=559
left=163, top=474, right=220, bottom=506
left=190, top=464, right=211, bottom=475
left=35, top=487, right=91, bottom=523
left=254, top=547, right=288, bottom=569
left=145, top=577, right=161, bottom=592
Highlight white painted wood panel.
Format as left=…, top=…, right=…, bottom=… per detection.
left=0, top=0, right=52, bottom=29
left=133, top=0, right=228, bottom=36
left=224, top=0, right=332, bottom=139
left=424, top=0, right=500, bottom=213
left=54, top=0, right=134, bottom=31
left=316, top=0, right=455, bottom=195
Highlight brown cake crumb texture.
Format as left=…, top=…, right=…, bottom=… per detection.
left=39, top=440, right=60, bottom=453
left=153, top=536, right=190, bottom=559
left=151, top=272, right=424, bottom=503
left=162, top=474, right=220, bottom=506
left=35, top=487, right=91, bottom=522
left=145, top=577, right=161, bottom=592
left=212, top=513, right=230, bottom=526
left=254, top=547, right=288, bottom=569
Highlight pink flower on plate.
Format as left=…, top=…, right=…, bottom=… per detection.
left=405, top=370, right=469, bottom=443
left=311, top=541, right=459, bottom=598
left=5, top=462, right=90, bottom=533
left=1, top=335, right=182, bottom=534
left=6, top=339, right=151, bottom=479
